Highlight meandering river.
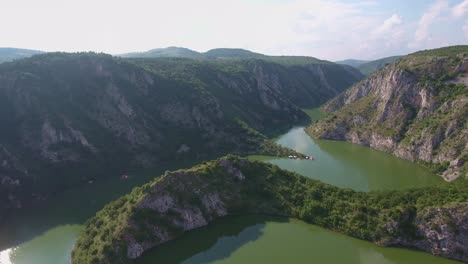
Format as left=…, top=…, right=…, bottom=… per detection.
left=0, top=109, right=459, bottom=264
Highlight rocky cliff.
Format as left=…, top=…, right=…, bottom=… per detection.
left=384, top=203, right=468, bottom=260
left=0, top=52, right=361, bottom=221
left=308, top=46, right=468, bottom=181
left=129, top=57, right=363, bottom=109
left=71, top=156, right=468, bottom=264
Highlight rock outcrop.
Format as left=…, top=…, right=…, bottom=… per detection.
left=72, top=156, right=468, bottom=264
left=412, top=204, right=468, bottom=260
left=308, top=46, right=468, bottom=181
left=381, top=203, right=468, bottom=262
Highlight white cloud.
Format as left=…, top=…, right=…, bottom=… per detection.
left=413, top=0, right=449, bottom=45
left=463, top=20, right=468, bottom=40
left=0, top=0, right=386, bottom=60
left=356, top=14, right=407, bottom=59
left=373, top=14, right=403, bottom=35
left=452, top=0, right=468, bottom=17
left=0, top=0, right=465, bottom=61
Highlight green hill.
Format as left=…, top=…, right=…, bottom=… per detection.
left=203, top=48, right=264, bottom=58
left=120, top=47, right=263, bottom=59
left=335, top=59, right=368, bottom=68
left=71, top=156, right=468, bottom=264
left=120, top=47, right=339, bottom=66
left=119, top=47, right=202, bottom=58
left=0, top=47, right=43, bottom=63
left=308, top=45, right=468, bottom=180
left=357, top=55, right=403, bottom=75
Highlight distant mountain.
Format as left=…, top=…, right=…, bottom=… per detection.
left=120, top=47, right=264, bottom=59
left=308, top=45, right=468, bottom=181
left=336, top=56, right=403, bottom=75
left=357, top=55, right=402, bottom=75
left=123, top=47, right=340, bottom=67
left=119, top=47, right=202, bottom=58
left=0, top=48, right=43, bottom=63
left=335, top=59, right=368, bottom=68
left=121, top=47, right=331, bottom=63
left=203, top=48, right=264, bottom=58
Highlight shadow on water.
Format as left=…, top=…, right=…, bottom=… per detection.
left=0, top=159, right=202, bottom=251
left=136, top=215, right=289, bottom=264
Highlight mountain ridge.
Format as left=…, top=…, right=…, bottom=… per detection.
left=119, top=47, right=334, bottom=65
left=308, top=45, right=468, bottom=180
left=336, top=56, right=403, bottom=75
left=0, top=47, right=44, bottom=63
left=119, top=47, right=203, bottom=59
left=358, top=55, right=403, bottom=75
left=335, top=59, right=368, bottom=68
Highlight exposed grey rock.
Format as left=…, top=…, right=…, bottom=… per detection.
left=312, top=54, right=468, bottom=181
left=126, top=163, right=237, bottom=259
left=384, top=204, right=468, bottom=262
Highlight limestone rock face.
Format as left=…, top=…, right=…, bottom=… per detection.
left=309, top=47, right=468, bottom=181
left=384, top=204, right=468, bottom=262
left=122, top=159, right=245, bottom=260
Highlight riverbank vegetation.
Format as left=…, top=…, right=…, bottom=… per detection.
left=72, top=156, right=468, bottom=264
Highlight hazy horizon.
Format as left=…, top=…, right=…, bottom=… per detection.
left=0, top=45, right=459, bottom=62
left=2, top=0, right=468, bottom=61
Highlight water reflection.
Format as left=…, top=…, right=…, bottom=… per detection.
left=138, top=216, right=462, bottom=264
left=5, top=225, right=81, bottom=264
left=0, top=115, right=449, bottom=264
left=267, top=127, right=442, bottom=192
left=0, top=159, right=204, bottom=264
left=137, top=216, right=286, bottom=264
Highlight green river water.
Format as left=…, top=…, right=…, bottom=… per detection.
left=0, top=109, right=459, bottom=264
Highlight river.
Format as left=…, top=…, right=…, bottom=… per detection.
left=0, top=109, right=459, bottom=264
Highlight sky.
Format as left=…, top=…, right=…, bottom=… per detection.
left=1, top=0, right=467, bottom=60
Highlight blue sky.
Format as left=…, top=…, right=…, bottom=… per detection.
left=1, top=0, right=467, bottom=60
